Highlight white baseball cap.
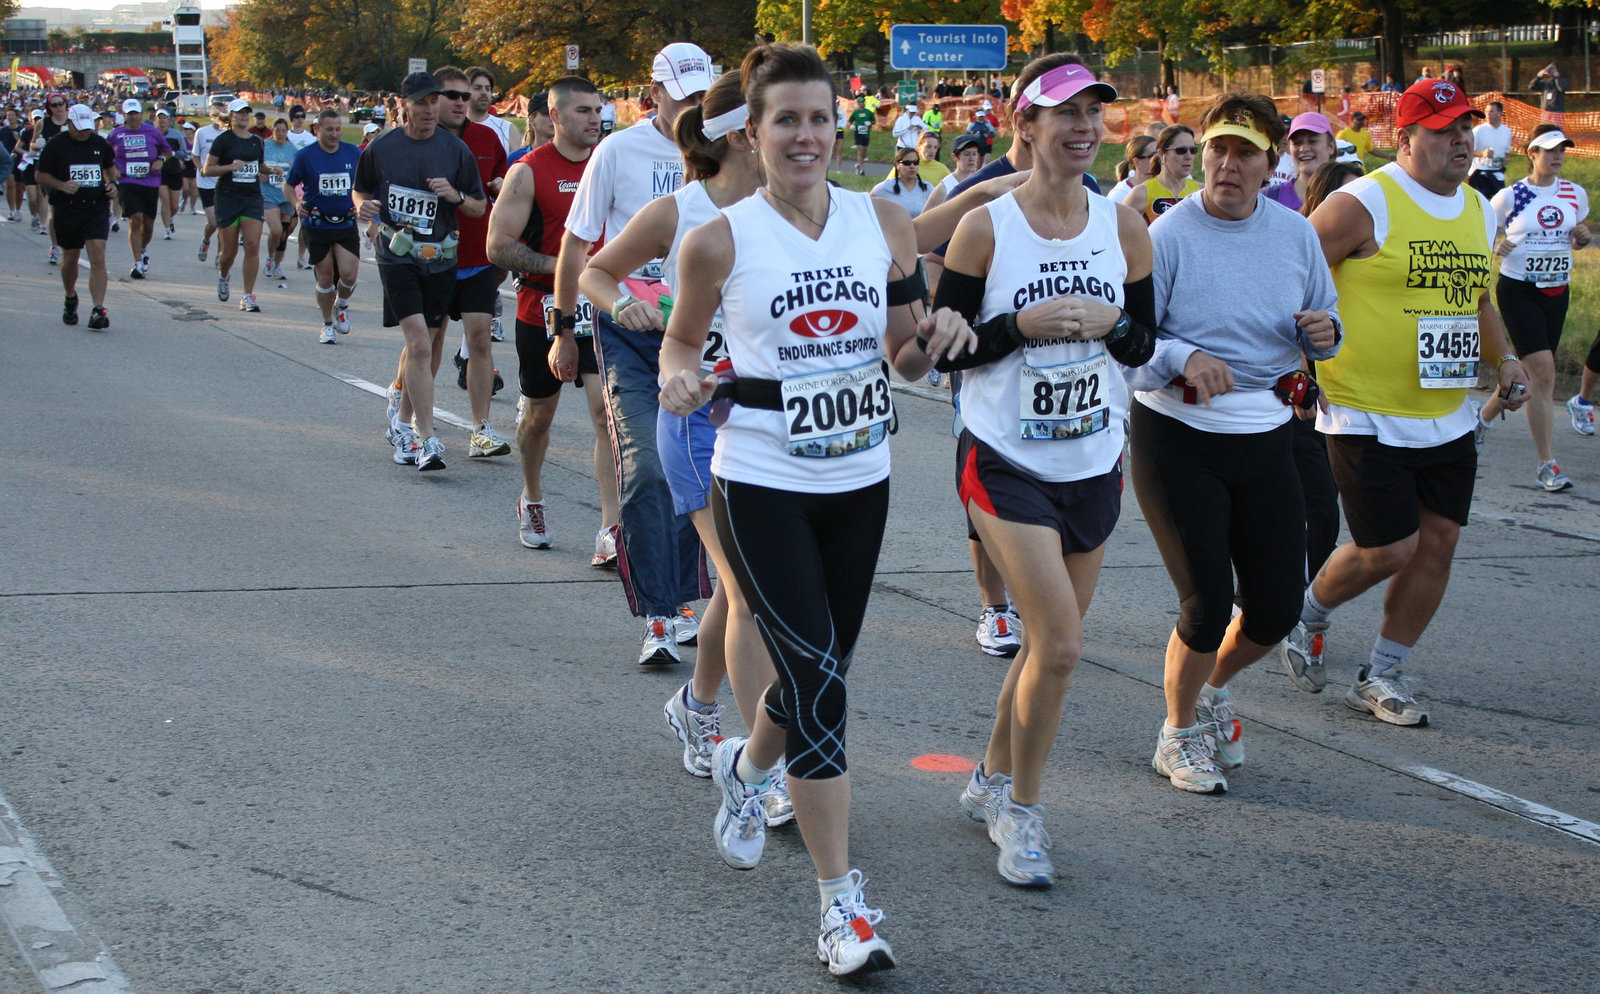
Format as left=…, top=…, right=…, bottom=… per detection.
left=181, top=121, right=196, bottom=130
left=651, top=42, right=712, bottom=101
left=228, top=98, right=251, bottom=114
left=363, top=122, right=380, bottom=134
left=1528, top=129, right=1575, bottom=151
left=66, top=103, right=97, bottom=130
left=122, top=98, right=143, bottom=114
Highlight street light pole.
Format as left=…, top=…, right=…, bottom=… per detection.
left=802, top=0, right=812, bottom=46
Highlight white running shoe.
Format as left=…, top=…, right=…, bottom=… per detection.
left=384, top=383, right=403, bottom=436
left=416, top=435, right=445, bottom=472
left=638, top=617, right=681, bottom=665
left=390, top=425, right=418, bottom=465
left=517, top=497, right=551, bottom=549
left=959, top=763, right=1011, bottom=846
left=1152, top=725, right=1228, bottom=794
left=319, top=324, right=336, bottom=344
left=1345, top=670, right=1428, bottom=726
left=1279, top=620, right=1328, bottom=693
left=674, top=604, right=699, bottom=645
left=592, top=524, right=619, bottom=568
left=1536, top=460, right=1574, bottom=492
left=817, top=870, right=896, bottom=976
left=975, top=605, right=1022, bottom=657
left=489, top=314, right=505, bottom=342
left=762, top=762, right=795, bottom=827
left=468, top=422, right=510, bottom=457
left=216, top=276, right=229, bottom=302
left=663, top=685, right=722, bottom=778
left=1568, top=395, right=1595, bottom=437
left=48, top=245, right=60, bottom=265
left=994, top=790, right=1054, bottom=887
left=710, top=737, right=766, bottom=869
left=239, top=293, right=260, bottom=312
left=334, top=301, right=351, bottom=334
left=1195, top=687, right=1244, bottom=769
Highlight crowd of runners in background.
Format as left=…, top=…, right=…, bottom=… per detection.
left=7, top=40, right=1600, bottom=978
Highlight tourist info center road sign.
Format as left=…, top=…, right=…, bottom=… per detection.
left=890, top=24, right=1008, bottom=72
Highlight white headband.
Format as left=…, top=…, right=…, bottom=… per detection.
left=701, top=104, right=748, bottom=142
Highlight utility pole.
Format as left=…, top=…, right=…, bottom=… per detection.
left=802, top=0, right=812, bottom=46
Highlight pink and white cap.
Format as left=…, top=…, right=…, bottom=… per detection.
left=1014, top=64, right=1117, bottom=114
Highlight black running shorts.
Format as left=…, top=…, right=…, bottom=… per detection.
left=1326, top=430, right=1476, bottom=547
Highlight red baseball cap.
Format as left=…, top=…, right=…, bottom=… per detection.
left=1396, top=79, right=1483, bottom=130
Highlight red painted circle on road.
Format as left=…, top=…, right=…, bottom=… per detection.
left=910, top=754, right=976, bottom=773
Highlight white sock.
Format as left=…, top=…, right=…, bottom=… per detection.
left=681, top=685, right=712, bottom=713
left=818, top=873, right=853, bottom=912
left=1300, top=586, right=1333, bottom=627
left=1363, top=636, right=1411, bottom=680
left=735, top=746, right=773, bottom=789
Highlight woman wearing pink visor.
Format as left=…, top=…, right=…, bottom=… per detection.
left=933, top=58, right=1156, bottom=888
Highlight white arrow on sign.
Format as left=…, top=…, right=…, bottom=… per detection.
left=901, top=40, right=911, bottom=54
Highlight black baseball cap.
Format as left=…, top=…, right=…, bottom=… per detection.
left=402, top=71, right=441, bottom=101
left=952, top=133, right=981, bottom=153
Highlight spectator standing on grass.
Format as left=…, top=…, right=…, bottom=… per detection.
left=1530, top=65, right=1567, bottom=115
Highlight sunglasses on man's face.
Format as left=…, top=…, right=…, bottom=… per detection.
left=441, top=90, right=471, bottom=101
left=48, top=102, right=63, bottom=108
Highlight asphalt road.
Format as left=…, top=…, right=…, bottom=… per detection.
left=2, top=207, right=1598, bottom=994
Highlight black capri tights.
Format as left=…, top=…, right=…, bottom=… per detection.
left=711, top=476, right=889, bottom=781
left=1130, top=403, right=1306, bottom=654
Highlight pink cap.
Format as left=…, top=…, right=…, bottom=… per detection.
left=1015, top=64, right=1116, bottom=113
left=1288, top=112, right=1333, bottom=137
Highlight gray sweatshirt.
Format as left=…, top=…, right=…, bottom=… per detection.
left=1128, top=192, right=1340, bottom=392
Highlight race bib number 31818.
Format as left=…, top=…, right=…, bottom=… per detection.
left=386, top=183, right=438, bottom=234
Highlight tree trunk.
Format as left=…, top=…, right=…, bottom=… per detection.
left=1377, top=2, right=1406, bottom=86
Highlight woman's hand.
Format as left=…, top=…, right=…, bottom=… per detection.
left=1182, top=352, right=1234, bottom=406
left=659, top=369, right=714, bottom=417
left=1016, top=296, right=1121, bottom=340
left=917, top=307, right=976, bottom=363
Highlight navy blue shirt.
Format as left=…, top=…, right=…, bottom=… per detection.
left=286, top=140, right=360, bottom=228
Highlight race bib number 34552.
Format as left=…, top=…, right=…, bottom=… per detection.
left=781, top=360, right=892, bottom=458
left=1417, top=316, right=1479, bottom=389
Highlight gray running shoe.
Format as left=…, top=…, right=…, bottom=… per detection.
left=1279, top=620, right=1328, bottom=693
left=1345, top=670, right=1428, bottom=726
left=663, top=684, right=721, bottom=778
left=1152, top=725, right=1227, bottom=794
left=994, top=791, right=1054, bottom=887
left=959, top=763, right=1011, bottom=845
left=710, top=737, right=766, bottom=869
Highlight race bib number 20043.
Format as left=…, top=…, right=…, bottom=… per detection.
left=781, top=360, right=892, bottom=458
left=1417, top=316, right=1480, bottom=389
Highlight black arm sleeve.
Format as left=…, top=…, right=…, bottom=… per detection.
left=1108, top=275, right=1158, bottom=368
left=929, top=268, right=1024, bottom=372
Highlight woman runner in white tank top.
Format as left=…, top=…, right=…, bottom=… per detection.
left=932, top=62, right=1156, bottom=889
left=579, top=71, right=784, bottom=803
left=657, top=43, right=974, bottom=979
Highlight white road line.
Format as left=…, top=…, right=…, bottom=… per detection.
left=1403, top=765, right=1600, bottom=847
left=1469, top=508, right=1600, bottom=544
left=0, top=788, right=134, bottom=992
left=328, top=373, right=475, bottom=431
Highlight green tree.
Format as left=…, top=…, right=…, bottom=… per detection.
left=456, top=0, right=757, bottom=94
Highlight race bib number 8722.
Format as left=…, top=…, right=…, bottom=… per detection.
left=1019, top=352, right=1110, bottom=439
left=781, top=360, right=892, bottom=458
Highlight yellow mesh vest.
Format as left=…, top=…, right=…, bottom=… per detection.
left=1320, top=172, right=1492, bottom=418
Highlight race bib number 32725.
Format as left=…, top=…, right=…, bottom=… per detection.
left=1417, top=316, right=1479, bottom=389
left=781, top=360, right=892, bottom=458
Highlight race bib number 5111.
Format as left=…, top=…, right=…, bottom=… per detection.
left=781, top=360, right=892, bottom=458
